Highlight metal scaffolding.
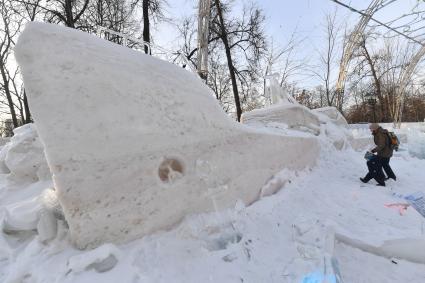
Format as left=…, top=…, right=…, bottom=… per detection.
left=332, top=0, right=425, bottom=126
left=394, top=45, right=425, bottom=124
left=335, top=0, right=384, bottom=109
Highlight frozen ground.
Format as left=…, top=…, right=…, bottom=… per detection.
left=0, top=125, right=425, bottom=282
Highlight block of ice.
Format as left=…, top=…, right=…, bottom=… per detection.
left=15, top=23, right=319, bottom=248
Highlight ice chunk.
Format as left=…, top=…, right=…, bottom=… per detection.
left=3, top=196, right=43, bottom=232
left=3, top=187, right=62, bottom=244
left=37, top=208, right=58, bottom=243
left=67, top=244, right=120, bottom=273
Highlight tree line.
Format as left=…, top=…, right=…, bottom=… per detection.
left=1, top=0, right=424, bottom=136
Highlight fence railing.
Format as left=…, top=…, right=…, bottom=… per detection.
left=96, top=26, right=151, bottom=54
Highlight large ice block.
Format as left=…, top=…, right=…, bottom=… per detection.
left=15, top=23, right=319, bottom=249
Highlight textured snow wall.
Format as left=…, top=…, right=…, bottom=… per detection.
left=407, top=129, right=425, bottom=159
left=15, top=23, right=319, bottom=249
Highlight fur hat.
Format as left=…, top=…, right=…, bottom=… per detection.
left=369, top=123, right=380, bottom=130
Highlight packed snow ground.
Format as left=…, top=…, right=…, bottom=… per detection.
left=1, top=125, right=425, bottom=282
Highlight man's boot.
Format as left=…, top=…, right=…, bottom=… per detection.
left=360, top=173, right=372, bottom=183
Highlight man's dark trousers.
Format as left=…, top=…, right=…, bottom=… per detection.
left=381, top=157, right=396, bottom=180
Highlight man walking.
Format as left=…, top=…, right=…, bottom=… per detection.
left=360, top=123, right=395, bottom=186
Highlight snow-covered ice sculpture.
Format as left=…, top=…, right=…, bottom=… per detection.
left=267, top=75, right=296, bottom=105
left=241, top=104, right=321, bottom=135
left=241, top=78, right=320, bottom=135
left=312, top=106, right=348, bottom=127
left=15, top=23, right=319, bottom=249
left=312, top=107, right=351, bottom=150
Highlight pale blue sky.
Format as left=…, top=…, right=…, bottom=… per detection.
left=154, top=0, right=420, bottom=87
left=157, top=0, right=416, bottom=47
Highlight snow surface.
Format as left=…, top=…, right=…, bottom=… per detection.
left=2, top=21, right=424, bottom=283
left=1, top=123, right=425, bottom=282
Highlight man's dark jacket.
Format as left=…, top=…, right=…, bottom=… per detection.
left=372, top=127, right=393, bottom=158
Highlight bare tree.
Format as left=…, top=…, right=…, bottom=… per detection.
left=210, top=0, right=266, bottom=121
left=262, top=29, right=308, bottom=104
left=140, top=0, right=167, bottom=54
left=348, top=33, right=420, bottom=123
left=311, top=11, right=343, bottom=108
left=213, top=0, right=242, bottom=120
left=0, top=1, right=24, bottom=128
left=359, top=35, right=386, bottom=119
left=207, top=52, right=233, bottom=112
left=44, top=0, right=90, bottom=28
left=7, top=0, right=41, bottom=124
left=13, top=0, right=90, bottom=28
left=174, top=1, right=266, bottom=121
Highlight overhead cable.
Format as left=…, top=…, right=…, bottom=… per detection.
left=329, top=0, right=425, bottom=46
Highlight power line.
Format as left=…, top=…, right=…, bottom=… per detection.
left=329, top=0, right=425, bottom=46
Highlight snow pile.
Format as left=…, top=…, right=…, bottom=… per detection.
left=0, top=124, right=50, bottom=181
left=15, top=22, right=319, bottom=249
left=312, top=106, right=348, bottom=127
left=242, top=99, right=352, bottom=150
left=243, top=79, right=354, bottom=150
left=0, top=138, right=10, bottom=146
left=313, top=106, right=353, bottom=150
left=0, top=125, right=62, bottom=253
left=2, top=142, right=425, bottom=282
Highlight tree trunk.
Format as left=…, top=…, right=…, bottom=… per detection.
left=23, top=89, right=32, bottom=123
left=0, top=64, right=18, bottom=128
left=214, top=0, right=242, bottom=121
left=362, top=43, right=386, bottom=121
left=17, top=94, right=24, bottom=124
left=142, top=0, right=150, bottom=54
left=64, top=0, right=75, bottom=28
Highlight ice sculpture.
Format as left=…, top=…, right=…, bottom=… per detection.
left=15, top=23, right=319, bottom=248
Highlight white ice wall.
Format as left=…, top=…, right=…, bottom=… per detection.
left=15, top=23, right=319, bottom=249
